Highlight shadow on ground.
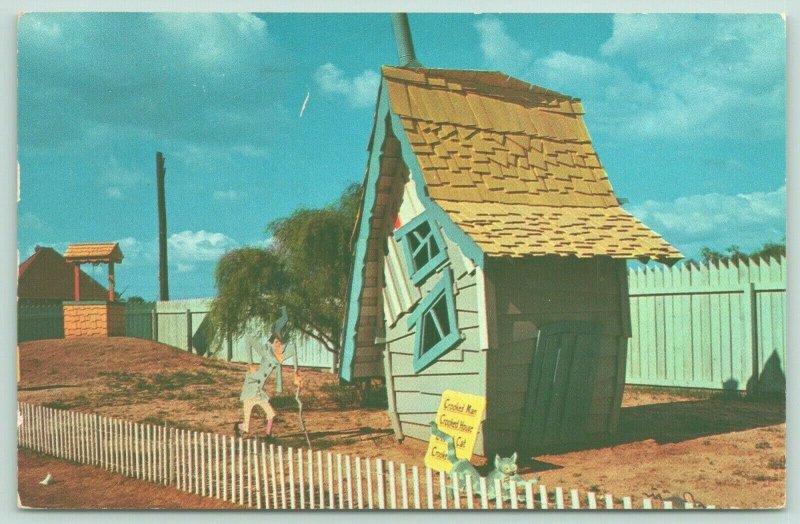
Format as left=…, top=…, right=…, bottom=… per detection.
left=616, top=398, right=784, bottom=445
left=520, top=397, right=785, bottom=462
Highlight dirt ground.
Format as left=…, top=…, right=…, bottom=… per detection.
left=17, top=337, right=785, bottom=509
left=18, top=449, right=240, bottom=509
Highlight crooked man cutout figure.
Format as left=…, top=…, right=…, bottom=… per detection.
left=235, top=307, right=299, bottom=440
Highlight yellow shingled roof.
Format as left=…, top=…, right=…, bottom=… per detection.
left=64, top=242, right=124, bottom=263
left=382, top=65, right=681, bottom=262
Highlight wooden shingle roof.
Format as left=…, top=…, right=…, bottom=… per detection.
left=382, top=65, right=681, bottom=262
left=64, top=242, right=123, bottom=264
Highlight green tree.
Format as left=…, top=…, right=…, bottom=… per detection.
left=209, top=247, right=288, bottom=342
left=209, top=183, right=361, bottom=370
left=693, top=240, right=785, bottom=266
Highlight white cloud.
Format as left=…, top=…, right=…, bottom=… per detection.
left=473, top=14, right=784, bottom=141
left=314, top=63, right=380, bottom=108
left=151, top=13, right=268, bottom=69
left=85, top=264, right=106, bottom=277
left=168, top=230, right=238, bottom=262
left=213, top=189, right=242, bottom=201
left=250, top=237, right=274, bottom=249
left=23, top=16, right=62, bottom=39
left=106, top=187, right=123, bottom=199
left=93, top=156, right=144, bottom=200
left=596, top=14, right=784, bottom=139
left=627, top=185, right=786, bottom=255
left=19, top=212, right=45, bottom=232
left=18, top=13, right=282, bottom=155
left=115, top=236, right=158, bottom=266
left=474, top=16, right=532, bottom=75
left=113, top=231, right=237, bottom=274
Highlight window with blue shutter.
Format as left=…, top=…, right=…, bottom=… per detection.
left=407, top=268, right=461, bottom=372
left=394, top=214, right=447, bottom=286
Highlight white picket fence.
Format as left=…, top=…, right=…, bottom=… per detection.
left=17, top=402, right=715, bottom=510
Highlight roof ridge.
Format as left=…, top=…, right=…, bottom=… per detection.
left=381, top=65, right=576, bottom=103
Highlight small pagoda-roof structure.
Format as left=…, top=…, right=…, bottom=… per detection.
left=64, top=242, right=124, bottom=264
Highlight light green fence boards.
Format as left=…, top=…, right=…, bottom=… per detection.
left=155, top=298, right=213, bottom=354
left=17, top=303, right=64, bottom=342
left=154, top=299, right=334, bottom=369
left=125, top=302, right=156, bottom=339
left=626, top=257, right=786, bottom=393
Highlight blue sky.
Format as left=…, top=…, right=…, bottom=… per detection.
left=17, top=13, right=786, bottom=300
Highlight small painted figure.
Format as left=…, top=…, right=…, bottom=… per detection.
left=430, top=420, right=539, bottom=502
left=236, top=338, right=295, bottom=439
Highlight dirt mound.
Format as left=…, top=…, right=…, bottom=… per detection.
left=19, top=337, right=241, bottom=388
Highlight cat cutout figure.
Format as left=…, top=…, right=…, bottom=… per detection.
left=430, top=421, right=539, bottom=502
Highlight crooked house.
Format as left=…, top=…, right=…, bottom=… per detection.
left=341, top=21, right=680, bottom=458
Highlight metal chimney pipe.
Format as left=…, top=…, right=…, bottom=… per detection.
left=391, top=13, right=422, bottom=68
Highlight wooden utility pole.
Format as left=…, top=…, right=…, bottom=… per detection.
left=156, top=152, right=169, bottom=301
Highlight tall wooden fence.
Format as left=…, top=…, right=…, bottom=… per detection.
left=17, top=303, right=64, bottom=342
left=126, top=302, right=157, bottom=339
left=17, top=299, right=334, bottom=370
left=626, top=257, right=786, bottom=393
left=152, top=299, right=335, bottom=370
left=16, top=402, right=715, bottom=510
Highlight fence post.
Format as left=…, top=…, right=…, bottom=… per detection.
left=254, top=441, right=262, bottom=509
left=742, top=283, right=760, bottom=395
left=307, top=448, right=314, bottom=509
left=151, top=308, right=158, bottom=341
left=262, top=442, right=270, bottom=509
left=222, top=435, right=227, bottom=500
left=201, top=432, right=207, bottom=497
left=316, top=450, right=324, bottom=509
left=246, top=438, right=252, bottom=507
left=186, top=310, right=193, bottom=354
left=215, top=434, right=221, bottom=498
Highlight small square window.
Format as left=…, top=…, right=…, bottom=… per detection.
left=394, top=214, right=447, bottom=286
left=407, top=268, right=461, bottom=373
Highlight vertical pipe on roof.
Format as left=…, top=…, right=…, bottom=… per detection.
left=390, top=13, right=423, bottom=68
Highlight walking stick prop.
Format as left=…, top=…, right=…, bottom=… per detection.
left=292, top=348, right=311, bottom=449
left=270, top=307, right=311, bottom=449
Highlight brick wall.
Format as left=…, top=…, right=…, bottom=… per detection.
left=63, top=302, right=126, bottom=338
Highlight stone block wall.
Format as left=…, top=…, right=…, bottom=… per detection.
left=63, top=301, right=125, bottom=338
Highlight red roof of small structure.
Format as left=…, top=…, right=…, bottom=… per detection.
left=18, top=247, right=108, bottom=301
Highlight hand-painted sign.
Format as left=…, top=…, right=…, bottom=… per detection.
left=424, top=389, right=486, bottom=472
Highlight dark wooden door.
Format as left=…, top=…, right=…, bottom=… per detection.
left=518, top=321, right=600, bottom=453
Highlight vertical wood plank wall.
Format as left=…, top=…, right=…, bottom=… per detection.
left=626, top=257, right=786, bottom=393
left=486, top=256, right=630, bottom=454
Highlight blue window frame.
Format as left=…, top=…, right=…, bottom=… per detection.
left=394, top=214, right=447, bottom=286
left=407, top=268, right=461, bottom=373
